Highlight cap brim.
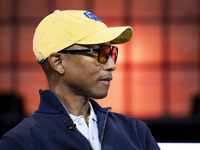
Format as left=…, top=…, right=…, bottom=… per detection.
left=76, top=26, right=133, bottom=45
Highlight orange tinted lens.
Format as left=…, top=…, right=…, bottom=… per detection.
left=99, top=46, right=110, bottom=63
left=112, top=47, right=118, bottom=63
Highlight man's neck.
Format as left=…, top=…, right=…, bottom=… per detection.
left=53, top=90, right=90, bottom=119
left=49, top=76, right=90, bottom=119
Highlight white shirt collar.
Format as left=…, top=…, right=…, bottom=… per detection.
left=69, top=101, right=97, bottom=123
left=89, top=101, right=97, bottom=123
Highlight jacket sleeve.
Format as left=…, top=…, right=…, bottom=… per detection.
left=0, top=137, right=22, bottom=150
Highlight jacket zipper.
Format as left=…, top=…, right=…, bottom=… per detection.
left=61, top=99, right=109, bottom=150
left=60, top=101, right=94, bottom=149
left=76, top=128, right=94, bottom=150
left=100, top=108, right=111, bottom=150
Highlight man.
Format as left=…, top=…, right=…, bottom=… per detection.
left=0, top=10, right=160, bottom=150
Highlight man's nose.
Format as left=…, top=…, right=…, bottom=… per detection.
left=103, top=56, right=116, bottom=71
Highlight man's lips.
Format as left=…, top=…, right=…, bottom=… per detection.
left=99, top=77, right=112, bottom=84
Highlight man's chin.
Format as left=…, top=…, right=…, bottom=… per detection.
left=90, top=93, right=108, bottom=99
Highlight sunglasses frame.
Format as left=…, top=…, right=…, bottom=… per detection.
left=59, top=45, right=118, bottom=64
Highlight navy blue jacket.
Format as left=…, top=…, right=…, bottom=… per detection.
left=0, top=90, right=160, bottom=150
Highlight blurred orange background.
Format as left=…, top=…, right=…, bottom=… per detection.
left=0, top=0, right=199, bottom=120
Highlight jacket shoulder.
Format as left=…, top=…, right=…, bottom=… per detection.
left=108, top=112, right=147, bottom=128
left=0, top=114, right=47, bottom=149
left=1, top=116, right=36, bottom=139
left=106, top=112, right=160, bottom=150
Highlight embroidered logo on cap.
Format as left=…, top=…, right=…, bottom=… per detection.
left=84, top=11, right=103, bottom=23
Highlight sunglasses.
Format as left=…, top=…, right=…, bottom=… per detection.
left=59, top=45, right=118, bottom=64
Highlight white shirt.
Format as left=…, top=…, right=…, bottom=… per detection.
left=69, top=102, right=100, bottom=150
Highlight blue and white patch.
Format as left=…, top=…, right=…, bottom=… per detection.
left=83, top=11, right=103, bottom=23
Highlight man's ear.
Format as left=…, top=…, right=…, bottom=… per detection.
left=48, top=53, right=64, bottom=74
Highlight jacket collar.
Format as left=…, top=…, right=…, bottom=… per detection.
left=36, top=89, right=111, bottom=138
left=36, top=89, right=66, bottom=114
left=36, top=89, right=111, bottom=114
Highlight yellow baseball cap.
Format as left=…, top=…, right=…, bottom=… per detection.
left=33, top=10, right=133, bottom=63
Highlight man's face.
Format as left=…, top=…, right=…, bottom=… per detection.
left=60, top=42, right=116, bottom=99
